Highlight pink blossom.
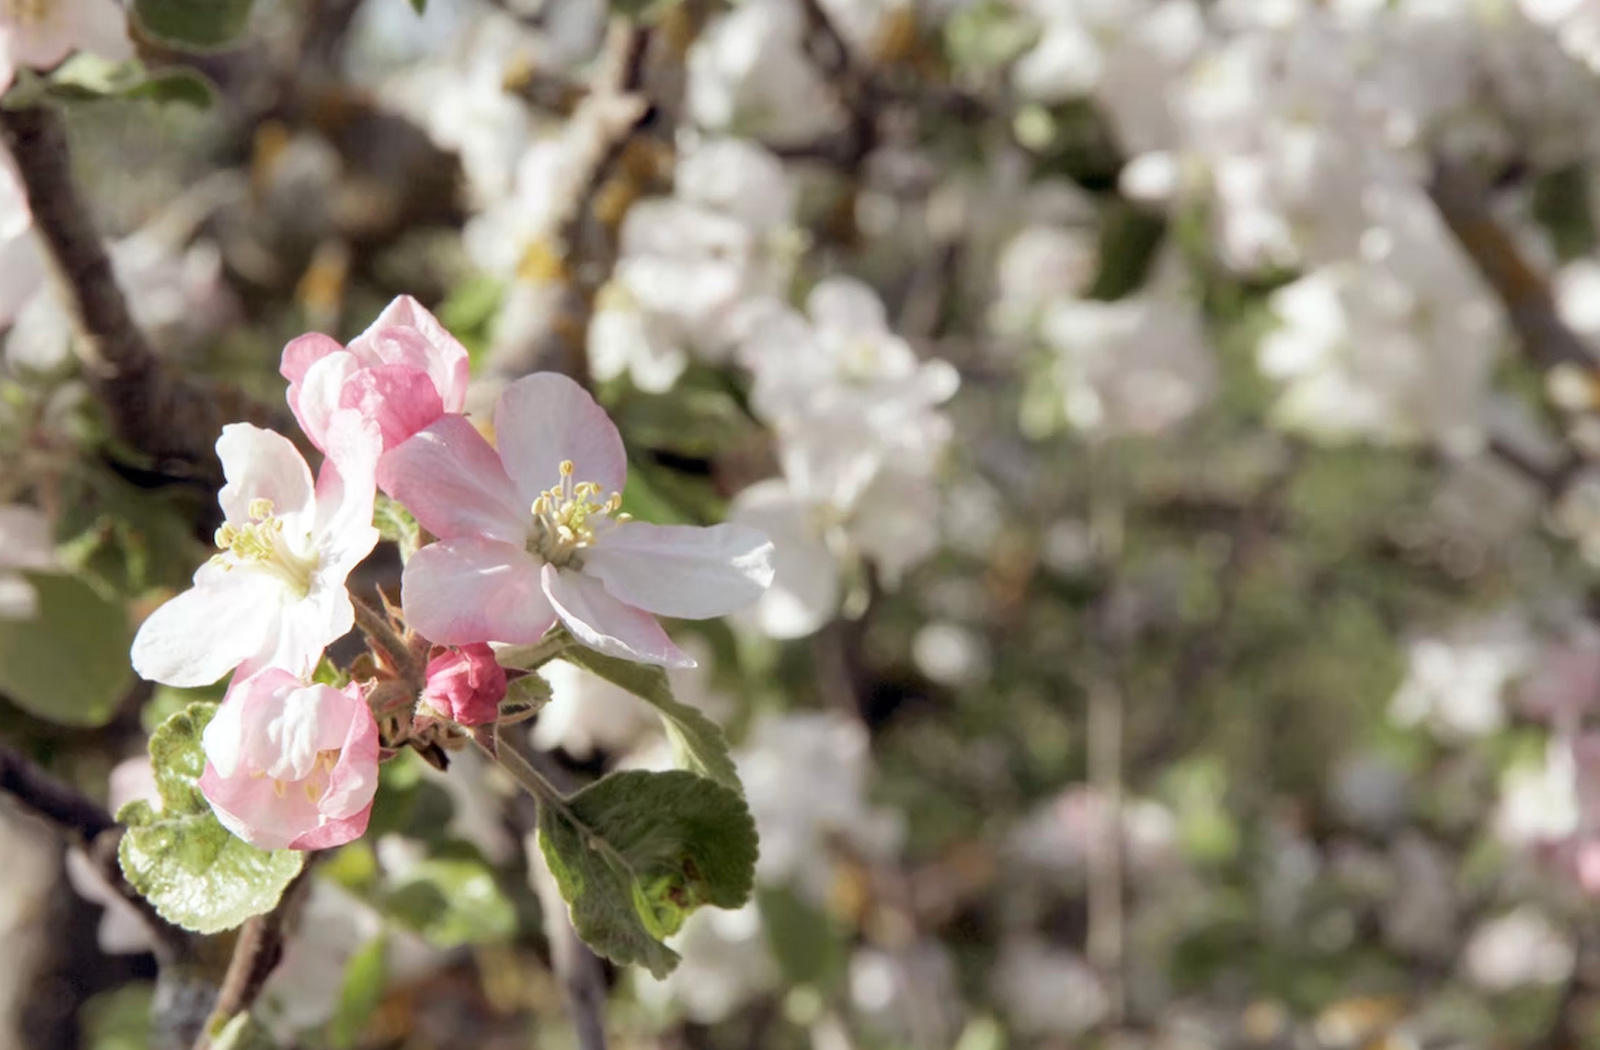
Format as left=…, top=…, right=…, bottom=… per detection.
left=200, top=668, right=380, bottom=852
left=0, top=0, right=132, bottom=84
left=379, top=373, right=773, bottom=666
left=281, top=295, right=471, bottom=459
left=420, top=644, right=507, bottom=726
left=131, top=421, right=381, bottom=687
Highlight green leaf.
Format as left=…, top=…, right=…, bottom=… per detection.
left=118, top=704, right=306, bottom=934
left=758, top=885, right=847, bottom=989
left=537, top=769, right=758, bottom=977
left=133, top=0, right=256, bottom=49
left=612, top=386, right=752, bottom=459
left=123, top=68, right=216, bottom=108
left=0, top=572, right=132, bottom=727
left=373, top=495, right=422, bottom=562
left=408, top=0, right=427, bottom=10
left=378, top=855, right=517, bottom=948
left=561, top=648, right=742, bottom=792
left=327, top=934, right=387, bottom=1048
left=33, top=55, right=216, bottom=108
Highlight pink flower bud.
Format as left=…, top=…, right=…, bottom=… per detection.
left=421, top=643, right=507, bottom=726
left=199, top=668, right=380, bottom=851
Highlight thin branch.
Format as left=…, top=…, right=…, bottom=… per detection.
left=0, top=740, right=196, bottom=965
left=0, top=105, right=294, bottom=488
left=1429, top=157, right=1600, bottom=372
left=521, top=751, right=610, bottom=1050
left=191, top=861, right=317, bottom=1050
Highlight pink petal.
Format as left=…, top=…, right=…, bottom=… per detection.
left=281, top=331, right=345, bottom=387
left=201, top=763, right=312, bottom=851
left=583, top=521, right=773, bottom=619
left=316, top=684, right=379, bottom=821
left=130, top=566, right=283, bottom=687
left=377, top=415, right=528, bottom=545
left=401, top=538, right=555, bottom=646
left=351, top=295, right=471, bottom=412
left=493, top=374, right=628, bottom=508
left=337, top=364, right=445, bottom=450
left=217, top=424, right=315, bottom=523
left=311, top=414, right=382, bottom=565
left=287, top=350, right=359, bottom=452
left=290, top=807, right=373, bottom=851
left=540, top=564, right=692, bottom=667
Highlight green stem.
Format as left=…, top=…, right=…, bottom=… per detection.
left=478, top=729, right=571, bottom=817
left=494, top=627, right=576, bottom=672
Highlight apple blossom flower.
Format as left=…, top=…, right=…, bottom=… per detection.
left=420, top=643, right=507, bottom=727
left=199, top=668, right=380, bottom=851
left=0, top=0, right=133, bottom=87
left=130, top=421, right=381, bottom=688
left=379, top=372, right=774, bottom=666
left=0, top=503, right=55, bottom=620
left=281, top=295, right=470, bottom=459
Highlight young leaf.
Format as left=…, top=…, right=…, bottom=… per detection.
left=327, top=934, right=387, bottom=1049
left=537, top=769, right=758, bottom=977
left=561, top=647, right=742, bottom=792
left=133, top=0, right=256, bottom=49
left=373, top=494, right=422, bottom=562
left=0, top=572, right=132, bottom=727
left=118, top=704, right=305, bottom=934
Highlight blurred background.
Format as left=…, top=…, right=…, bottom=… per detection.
left=11, top=0, right=1600, bottom=1047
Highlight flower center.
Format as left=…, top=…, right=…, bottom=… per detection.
left=527, top=459, right=629, bottom=567
left=262, top=748, right=340, bottom=802
left=2, top=0, right=52, bottom=26
left=211, top=498, right=318, bottom=598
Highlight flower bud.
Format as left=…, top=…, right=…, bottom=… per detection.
left=421, top=644, right=507, bottom=726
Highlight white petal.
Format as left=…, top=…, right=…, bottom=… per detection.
left=493, top=373, right=628, bottom=507
left=217, top=424, right=315, bottom=523
left=401, top=538, right=555, bottom=646
left=131, top=567, right=284, bottom=687
left=541, top=564, right=692, bottom=667
left=728, top=480, right=839, bottom=639
left=377, top=416, right=528, bottom=545
left=583, top=521, right=773, bottom=619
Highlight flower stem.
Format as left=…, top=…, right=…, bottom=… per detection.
left=351, top=594, right=419, bottom=683
left=493, top=627, right=576, bottom=672
left=478, top=727, right=571, bottom=817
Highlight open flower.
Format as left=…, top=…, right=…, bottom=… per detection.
left=379, top=373, right=774, bottom=666
left=199, top=668, right=380, bottom=851
left=282, top=295, right=471, bottom=459
left=131, top=421, right=380, bottom=687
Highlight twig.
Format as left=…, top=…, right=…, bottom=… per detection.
left=0, top=105, right=293, bottom=487
left=1429, top=158, right=1600, bottom=372
left=191, top=861, right=318, bottom=1050
left=512, top=747, right=611, bottom=1050
left=0, top=740, right=196, bottom=966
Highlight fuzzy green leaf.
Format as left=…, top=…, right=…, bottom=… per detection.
left=0, top=573, right=132, bottom=727
left=538, top=769, right=758, bottom=977
left=561, top=648, right=742, bottom=792
left=118, top=703, right=305, bottom=934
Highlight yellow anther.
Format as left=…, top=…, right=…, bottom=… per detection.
left=559, top=460, right=575, bottom=477
left=247, top=498, right=275, bottom=520
left=271, top=779, right=286, bottom=798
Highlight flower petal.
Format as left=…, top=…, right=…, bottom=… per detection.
left=493, top=373, right=628, bottom=507
left=338, top=363, right=445, bottom=450
left=401, top=538, right=555, bottom=646
left=377, top=415, right=528, bottom=545
left=728, top=479, right=839, bottom=639
left=287, top=349, right=358, bottom=453
left=583, top=521, right=773, bottom=619
left=351, top=295, right=471, bottom=412
left=540, top=564, right=692, bottom=667
left=280, top=331, right=344, bottom=386
left=131, top=566, right=283, bottom=687
left=217, top=424, right=315, bottom=523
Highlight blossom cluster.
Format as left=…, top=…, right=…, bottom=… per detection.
left=129, top=296, right=772, bottom=850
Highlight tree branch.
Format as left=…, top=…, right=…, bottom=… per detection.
left=0, top=740, right=196, bottom=966
left=1429, top=157, right=1600, bottom=372
left=191, top=861, right=317, bottom=1050
left=0, top=105, right=293, bottom=488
